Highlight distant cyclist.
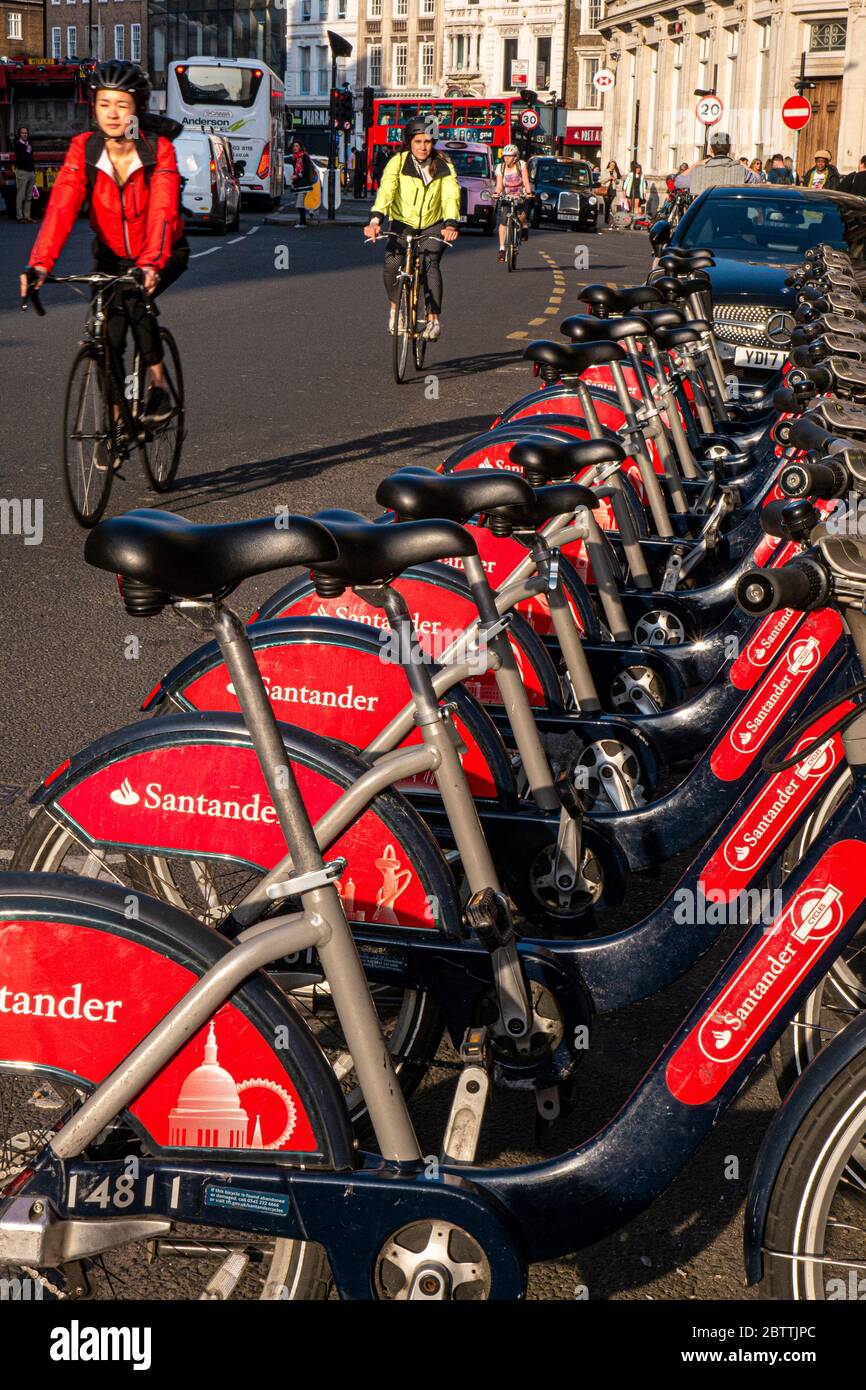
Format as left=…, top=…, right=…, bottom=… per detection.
left=363, top=119, right=460, bottom=343
left=493, top=144, right=532, bottom=263
left=21, top=60, right=187, bottom=427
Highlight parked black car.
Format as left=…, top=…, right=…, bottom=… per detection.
left=528, top=156, right=601, bottom=230
left=650, top=185, right=866, bottom=379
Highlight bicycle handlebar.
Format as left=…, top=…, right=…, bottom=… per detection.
left=21, top=266, right=144, bottom=316
left=779, top=458, right=850, bottom=501
left=735, top=557, right=830, bottom=618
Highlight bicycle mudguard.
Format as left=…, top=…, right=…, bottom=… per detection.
left=253, top=565, right=567, bottom=712
left=0, top=873, right=353, bottom=1166
left=30, top=714, right=462, bottom=937
left=144, top=617, right=518, bottom=807
left=743, top=1005, right=866, bottom=1285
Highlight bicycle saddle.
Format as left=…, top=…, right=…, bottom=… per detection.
left=630, top=307, right=686, bottom=332
left=310, top=509, right=476, bottom=590
left=658, top=247, right=715, bottom=268
left=510, top=435, right=626, bottom=481
left=646, top=275, right=689, bottom=304
left=568, top=315, right=650, bottom=343
left=376, top=467, right=535, bottom=525
left=84, top=508, right=337, bottom=600
left=578, top=284, right=661, bottom=314
left=523, top=339, right=626, bottom=372
left=654, top=324, right=704, bottom=350
left=488, top=482, right=600, bottom=532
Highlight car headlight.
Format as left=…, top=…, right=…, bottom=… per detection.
left=480, top=192, right=491, bottom=201
left=588, top=197, right=597, bottom=206
left=540, top=192, right=549, bottom=202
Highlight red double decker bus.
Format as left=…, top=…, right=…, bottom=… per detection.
left=366, top=96, right=519, bottom=190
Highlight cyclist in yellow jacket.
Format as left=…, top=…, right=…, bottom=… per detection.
left=363, top=118, right=460, bottom=342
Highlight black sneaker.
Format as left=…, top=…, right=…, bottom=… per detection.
left=141, top=386, right=172, bottom=426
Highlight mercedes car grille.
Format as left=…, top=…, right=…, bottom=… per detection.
left=714, top=302, right=778, bottom=349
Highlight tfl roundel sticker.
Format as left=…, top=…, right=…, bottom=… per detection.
left=666, top=839, right=866, bottom=1106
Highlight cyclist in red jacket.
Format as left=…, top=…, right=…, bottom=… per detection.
left=21, top=61, right=186, bottom=426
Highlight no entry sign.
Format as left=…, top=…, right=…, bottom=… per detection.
left=782, top=95, right=812, bottom=131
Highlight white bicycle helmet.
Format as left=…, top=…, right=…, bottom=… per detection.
left=502, top=144, right=520, bottom=157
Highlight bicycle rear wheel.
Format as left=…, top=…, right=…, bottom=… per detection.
left=61, top=347, right=114, bottom=528
left=506, top=223, right=517, bottom=272
left=143, top=327, right=185, bottom=492
left=392, top=281, right=412, bottom=384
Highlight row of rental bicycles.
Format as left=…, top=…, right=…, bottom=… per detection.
left=6, top=241, right=866, bottom=1302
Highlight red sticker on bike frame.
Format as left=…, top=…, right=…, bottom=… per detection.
left=701, top=705, right=851, bottom=891
left=666, top=839, right=866, bottom=1106
left=729, top=608, right=804, bottom=691
left=709, top=609, right=843, bottom=782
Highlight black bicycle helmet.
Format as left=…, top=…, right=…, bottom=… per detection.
left=403, top=116, right=437, bottom=143
left=87, top=60, right=152, bottom=109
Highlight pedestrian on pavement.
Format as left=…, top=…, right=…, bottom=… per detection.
left=783, top=156, right=799, bottom=185
left=676, top=132, right=758, bottom=194
left=766, top=153, right=794, bottom=185
left=13, top=125, right=36, bottom=223
left=363, top=118, right=460, bottom=343
left=601, top=159, right=621, bottom=225
left=840, top=157, right=866, bottom=197
left=749, top=158, right=767, bottom=182
left=623, top=162, right=647, bottom=217
left=803, top=149, right=841, bottom=190
left=289, top=139, right=317, bottom=226
left=21, top=61, right=186, bottom=433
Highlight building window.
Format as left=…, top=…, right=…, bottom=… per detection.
left=581, top=57, right=599, bottom=109
left=698, top=33, right=709, bottom=63
left=299, top=45, right=311, bottom=94
left=421, top=0, right=435, bottom=11
left=67, top=23, right=77, bottom=54
left=672, top=40, right=683, bottom=69
left=51, top=23, right=61, bottom=55
left=301, top=0, right=311, bottom=18
left=809, top=20, right=846, bottom=51
left=758, top=21, right=770, bottom=52
left=368, top=0, right=381, bottom=15
left=581, top=0, right=602, bottom=32
left=368, top=44, right=381, bottom=85
left=318, top=0, right=327, bottom=18
left=90, top=24, right=101, bottom=54
left=337, top=0, right=346, bottom=15
left=395, top=0, right=408, bottom=14
left=51, top=0, right=60, bottom=7
left=317, top=45, right=329, bottom=94
left=503, top=36, right=518, bottom=89
left=6, top=11, right=22, bottom=38
left=393, top=43, right=408, bottom=87
left=114, top=23, right=124, bottom=57
left=535, top=35, right=551, bottom=89
left=726, top=26, right=738, bottom=57
left=131, top=20, right=140, bottom=60
left=420, top=41, right=434, bottom=86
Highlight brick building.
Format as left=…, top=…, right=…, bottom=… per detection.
left=44, top=0, right=146, bottom=67
left=1, top=1, right=45, bottom=57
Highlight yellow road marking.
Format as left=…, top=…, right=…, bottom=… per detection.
left=528, top=317, right=547, bottom=326
left=507, top=330, right=529, bottom=340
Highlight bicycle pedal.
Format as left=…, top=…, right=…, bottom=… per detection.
left=440, top=1026, right=491, bottom=1165
left=463, top=887, right=515, bottom=948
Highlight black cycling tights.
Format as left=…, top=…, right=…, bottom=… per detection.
left=94, top=240, right=188, bottom=368
left=383, top=225, right=444, bottom=316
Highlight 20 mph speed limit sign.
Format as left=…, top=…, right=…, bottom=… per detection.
left=695, top=95, right=724, bottom=126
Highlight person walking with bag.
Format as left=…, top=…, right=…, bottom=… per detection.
left=601, top=160, right=620, bottom=226
left=623, top=162, right=647, bottom=219
left=289, top=139, right=317, bottom=226
left=13, top=126, right=36, bottom=223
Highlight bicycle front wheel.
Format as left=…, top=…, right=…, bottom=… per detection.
left=506, top=224, right=518, bottom=272
left=392, top=281, right=412, bottom=385
left=62, top=346, right=114, bottom=528
left=142, top=327, right=185, bottom=492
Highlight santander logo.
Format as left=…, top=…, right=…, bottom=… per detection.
left=729, top=639, right=819, bottom=753
left=718, top=732, right=839, bottom=874
left=225, top=676, right=380, bottom=713
left=108, top=780, right=280, bottom=825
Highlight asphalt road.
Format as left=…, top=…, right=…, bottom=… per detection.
left=0, top=206, right=770, bottom=1301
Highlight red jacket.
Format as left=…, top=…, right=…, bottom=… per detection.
left=31, top=132, right=183, bottom=273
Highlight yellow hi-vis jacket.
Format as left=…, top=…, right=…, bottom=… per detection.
left=371, top=151, right=461, bottom=229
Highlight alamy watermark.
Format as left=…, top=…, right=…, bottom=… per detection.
left=0, top=498, right=43, bottom=546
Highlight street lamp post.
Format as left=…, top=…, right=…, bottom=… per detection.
left=327, top=30, right=353, bottom=222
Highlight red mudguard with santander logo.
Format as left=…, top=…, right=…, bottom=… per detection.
left=0, top=881, right=353, bottom=1162
left=37, top=717, right=462, bottom=934
left=667, top=840, right=866, bottom=1106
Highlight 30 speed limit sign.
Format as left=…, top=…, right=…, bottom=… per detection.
left=695, top=94, right=724, bottom=126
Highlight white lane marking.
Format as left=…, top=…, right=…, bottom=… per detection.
left=190, top=247, right=221, bottom=259
left=246, top=224, right=261, bottom=235
left=228, top=236, right=245, bottom=244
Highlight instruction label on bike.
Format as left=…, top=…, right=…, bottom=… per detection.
left=710, top=609, right=843, bottom=782
left=204, top=1185, right=291, bottom=1217
left=667, top=839, right=866, bottom=1105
